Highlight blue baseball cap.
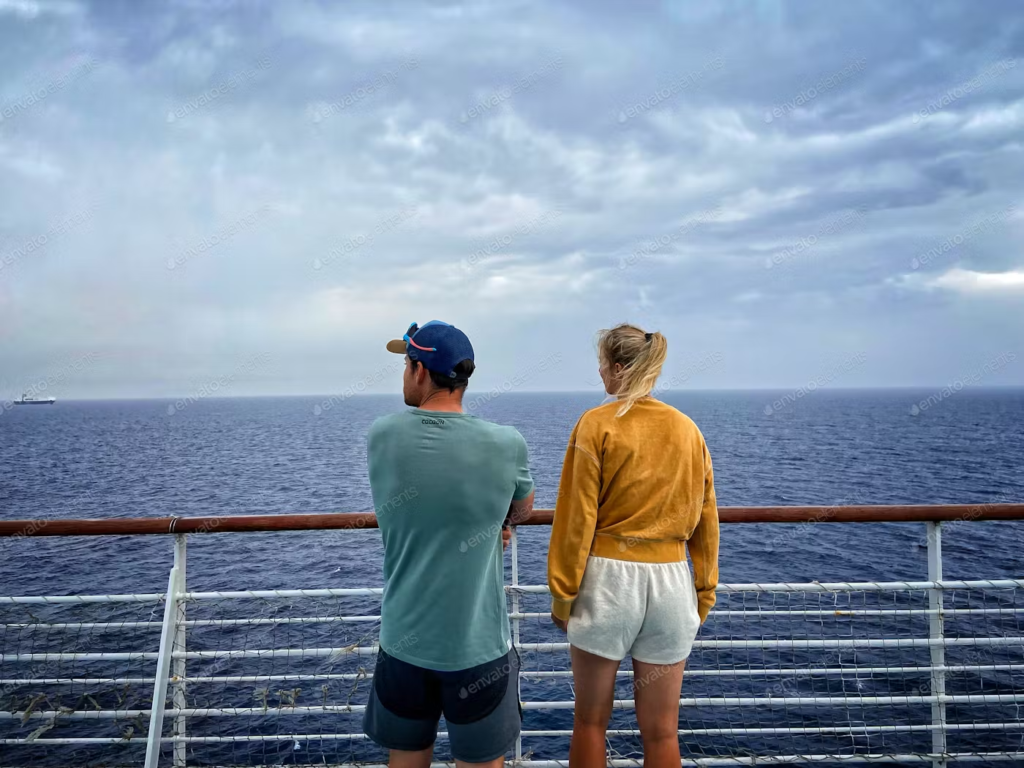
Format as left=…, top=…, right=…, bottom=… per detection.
left=386, top=321, right=475, bottom=379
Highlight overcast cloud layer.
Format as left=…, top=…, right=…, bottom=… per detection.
left=0, top=0, right=1022, bottom=399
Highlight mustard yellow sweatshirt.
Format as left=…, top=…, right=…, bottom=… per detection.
left=547, top=397, right=720, bottom=623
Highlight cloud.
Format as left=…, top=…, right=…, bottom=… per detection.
left=0, top=0, right=1023, bottom=396
left=924, top=267, right=1024, bottom=294
left=0, top=0, right=80, bottom=18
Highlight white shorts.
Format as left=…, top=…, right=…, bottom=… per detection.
left=567, top=556, right=700, bottom=665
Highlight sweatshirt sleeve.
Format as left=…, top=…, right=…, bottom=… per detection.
left=689, top=437, right=720, bottom=623
left=547, top=417, right=601, bottom=621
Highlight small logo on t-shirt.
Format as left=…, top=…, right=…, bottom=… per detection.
left=421, top=417, right=446, bottom=426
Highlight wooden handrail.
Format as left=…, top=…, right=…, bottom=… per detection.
left=0, top=504, right=1022, bottom=537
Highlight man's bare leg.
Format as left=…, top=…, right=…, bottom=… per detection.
left=455, top=757, right=505, bottom=768
left=389, top=746, right=432, bottom=768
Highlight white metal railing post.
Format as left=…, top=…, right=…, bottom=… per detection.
left=145, top=559, right=181, bottom=768
left=172, top=534, right=188, bottom=767
left=511, top=527, right=522, bottom=762
left=926, top=521, right=947, bottom=767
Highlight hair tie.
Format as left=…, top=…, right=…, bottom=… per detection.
left=644, top=332, right=653, bottom=342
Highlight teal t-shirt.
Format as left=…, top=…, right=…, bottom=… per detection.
left=367, top=408, right=534, bottom=671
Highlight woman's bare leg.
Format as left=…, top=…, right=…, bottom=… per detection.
left=569, top=646, right=621, bottom=768
left=632, top=658, right=685, bottom=768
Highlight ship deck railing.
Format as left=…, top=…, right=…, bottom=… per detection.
left=1, top=504, right=1023, bottom=767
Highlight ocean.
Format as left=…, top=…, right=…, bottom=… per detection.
left=1, top=389, right=1022, bottom=765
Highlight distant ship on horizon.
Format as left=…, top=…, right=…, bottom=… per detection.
left=13, top=394, right=56, bottom=405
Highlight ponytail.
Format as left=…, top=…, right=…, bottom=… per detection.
left=597, top=324, right=668, bottom=416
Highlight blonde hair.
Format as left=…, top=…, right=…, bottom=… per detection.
left=597, top=323, right=668, bottom=416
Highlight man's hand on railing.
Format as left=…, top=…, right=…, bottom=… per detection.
left=550, top=613, right=568, bottom=632
left=502, top=527, right=511, bottom=551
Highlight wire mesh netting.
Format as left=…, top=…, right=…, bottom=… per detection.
left=0, top=595, right=164, bottom=766
left=515, top=584, right=1024, bottom=763
left=163, top=590, right=381, bottom=766
left=2, top=545, right=1023, bottom=765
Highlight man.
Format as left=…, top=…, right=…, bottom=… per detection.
left=363, top=320, right=535, bottom=768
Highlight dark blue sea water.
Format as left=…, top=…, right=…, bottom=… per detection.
left=1, top=390, right=1022, bottom=765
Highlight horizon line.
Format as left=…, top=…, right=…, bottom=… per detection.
left=5, top=385, right=1024, bottom=404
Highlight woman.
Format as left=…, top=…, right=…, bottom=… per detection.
left=547, top=323, right=720, bottom=768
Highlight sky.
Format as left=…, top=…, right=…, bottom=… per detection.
left=0, top=0, right=1022, bottom=400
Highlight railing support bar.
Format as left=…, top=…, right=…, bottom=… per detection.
left=511, top=527, right=522, bottom=762
left=144, top=562, right=181, bottom=768
left=172, top=534, right=188, bottom=767
left=927, top=521, right=947, bottom=768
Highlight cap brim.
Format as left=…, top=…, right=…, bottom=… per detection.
left=386, top=339, right=407, bottom=354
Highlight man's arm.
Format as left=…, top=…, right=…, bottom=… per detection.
left=503, top=431, right=536, bottom=550
left=507, top=490, right=536, bottom=526
left=502, top=490, right=535, bottom=549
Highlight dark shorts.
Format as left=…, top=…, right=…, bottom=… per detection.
left=363, top=647, right=521, bottom=763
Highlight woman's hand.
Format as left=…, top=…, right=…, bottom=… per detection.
left=502, top=527, right=512, bottom=550
left=551, top=613, right=568, bottom=632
